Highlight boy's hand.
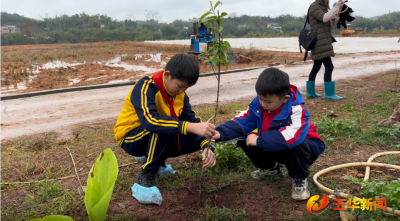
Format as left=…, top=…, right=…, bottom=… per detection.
left=212, top=131, right=221, bottom=140
left=246, top=134, right=258, bottom=146
left=202, top=147, right=216, bottom=168
left=187, top=122, right=216, bottom=140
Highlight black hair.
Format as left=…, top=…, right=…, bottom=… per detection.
left=255, top=68, right=290, bottom=97
left=165, top=54, right=199, bottom=85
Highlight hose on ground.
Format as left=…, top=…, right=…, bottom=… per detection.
left=313, top=151, right=400, bottom=217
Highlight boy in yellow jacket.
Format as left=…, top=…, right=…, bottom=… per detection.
left=114, top=54, right=216, bottom=205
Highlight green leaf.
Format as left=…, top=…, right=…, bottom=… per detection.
left=85, top=148, right=118, bottom=221
left=199, top=11, right=212, bottom=22
left=223, top=41, right=231, bottom=47
left=28, top=215, right=75, bottom=221
left=210, top=27, right=219, bottom=32
left=206, top=20, right=214, bottom=27
left=214, top=1, right=221, bottom=10
left=210, top=1, right=213, bottom=10
left=221, top=12, right=228, bottom=17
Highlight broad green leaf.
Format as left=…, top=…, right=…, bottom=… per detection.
left=221, top=12, right=228, bottom=17
left=210, top=1, right=215, bottom=11
left=209, top=16, right=218, bottom=21
left=214, top=1, right=221, bottom=10
left=85, top=148, right=118, bottom=221
left=223, top=41, right=231, bottom=47
left=206, top=20, right=214, bottom=27
left=199, top=11, right=212, bottom=22
left=28, top=215, right=75, bottom=221
left=210, top=27, right=219, bottom=32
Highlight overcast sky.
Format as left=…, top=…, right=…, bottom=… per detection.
left=1, top=0, right=399, bottom=23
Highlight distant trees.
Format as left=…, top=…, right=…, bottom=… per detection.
left=1, top=11, right=399, bottom=45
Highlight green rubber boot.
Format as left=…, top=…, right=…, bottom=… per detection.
left=324, top=82, right=343, bottom=100
left=306, top=81, right=321, bottom=98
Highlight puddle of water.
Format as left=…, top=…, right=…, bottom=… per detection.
left=1, top=75, right=37, bottom=93
left=147, top=37, right=400, bottom=53
left=147, top=53, right=162, bottom=63
left=68, top=78, right=81, bottom=86
left=107, top=79, right=131, bottom=84
left=41, top=60, right=84, bottom=69
left=85, top=76, right=106, bottom=81
left=104, top=56, right=160, bottom=73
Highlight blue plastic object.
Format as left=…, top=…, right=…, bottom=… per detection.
left=134, top=156, right=146, bottom=165
left=158, top=165, right=176, bottom=177
left=131, top=183, right=162, bottom=205
left=134, top=156, right=176, bottom=176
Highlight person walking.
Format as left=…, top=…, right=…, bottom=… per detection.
left=306, top=0, right=344, bottom=100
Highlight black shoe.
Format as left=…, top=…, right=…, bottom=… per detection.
left=136, top=169, right=158, bottom=187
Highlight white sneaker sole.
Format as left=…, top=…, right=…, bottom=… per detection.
left=291, top=190, right=311, bottom=201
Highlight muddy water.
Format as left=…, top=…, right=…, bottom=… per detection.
left=1, top=52, right=399, bottom=140
left=1, top=54, right=164, bottom=93
left=148, top=37, right=400, bottom=53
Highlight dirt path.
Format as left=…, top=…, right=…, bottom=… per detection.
left=1, top=52, right=399, bottom=141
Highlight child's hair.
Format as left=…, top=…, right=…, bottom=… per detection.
left=165, top=54, right=199, bottom=85
left=255, top=68, right=290, bottom=98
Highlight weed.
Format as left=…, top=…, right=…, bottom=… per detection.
left=343, top=95, right=355, bottom=112
left=315, top=116, right=361, bottom=146
left=199, top=204, right=249, bottom=221
left=212, top=142, right=253, bottom=172
left=349, top=178, right=400, bottom=216
left=357, top=125, right=400, bottom=146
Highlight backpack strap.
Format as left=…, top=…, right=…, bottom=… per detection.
left=303, top=50, right=309, bottom=61
left=304, top=5, right=312, bottom=29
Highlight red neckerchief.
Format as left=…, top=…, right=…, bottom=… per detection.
left=152, top=71, right=181, bottom=152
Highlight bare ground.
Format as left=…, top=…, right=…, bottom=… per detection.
left=1, top=71, right=400, bottom=220
left=1, top=51, right=399, bottom=141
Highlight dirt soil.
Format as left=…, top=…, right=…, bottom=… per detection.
left=1, top=71, right=400, bottom=221
left=2, top=51, right=399, bottom=141
left=1, top=41, right=303, bottom=94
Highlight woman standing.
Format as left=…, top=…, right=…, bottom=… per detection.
left=306, top=0, right=344, bottom=100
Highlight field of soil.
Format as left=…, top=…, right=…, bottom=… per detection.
left=1, top=41, right=304, bottom=94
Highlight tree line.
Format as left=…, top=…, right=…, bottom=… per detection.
left=1, top=10, right=399, bottom=45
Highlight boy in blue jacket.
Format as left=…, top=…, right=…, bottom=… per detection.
left=212, top=68, right=325, bottom=201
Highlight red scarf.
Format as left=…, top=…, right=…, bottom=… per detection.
left=152, top=71, right=182, bottom=152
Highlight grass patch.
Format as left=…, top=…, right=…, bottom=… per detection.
left=199, top=205, right=249, bottom=221
left=2, top=72, right=400, bottom=220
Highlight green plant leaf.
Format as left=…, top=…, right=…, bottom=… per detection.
left=206, top=20, right=214, bottom=27
left=85, top=148, right=118, bottom=221
left=223, top=41, right=231, bottom=47
left=199, top=11, right=212, bottom=22
left=210, top=27, right=219, bottom=32
left=214, top=1, right=221, bottom=10
left=28, top=215, right=75, bottom=221
left=221, top=12, right=228, bottom=17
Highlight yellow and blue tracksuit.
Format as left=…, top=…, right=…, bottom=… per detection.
left=114, top=71, right=208, bottom=171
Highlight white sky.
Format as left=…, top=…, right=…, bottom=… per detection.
left=1, top=0, right=399, bottom=22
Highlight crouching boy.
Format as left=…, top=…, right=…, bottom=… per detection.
left=114, top=54, right=217, bottom=205
left=212, top=68, right=325, bottom=200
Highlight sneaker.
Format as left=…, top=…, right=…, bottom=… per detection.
left=291, top=178, right=310, bottom=201
left=251, top=163, right=283, bottom=180
left=136, top=169, right=158, bottom=187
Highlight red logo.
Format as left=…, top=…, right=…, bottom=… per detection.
left=307, top=194, right=329, bottom=215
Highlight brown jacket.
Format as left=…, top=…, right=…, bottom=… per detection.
left=309, top=0, right=336, bottom=61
